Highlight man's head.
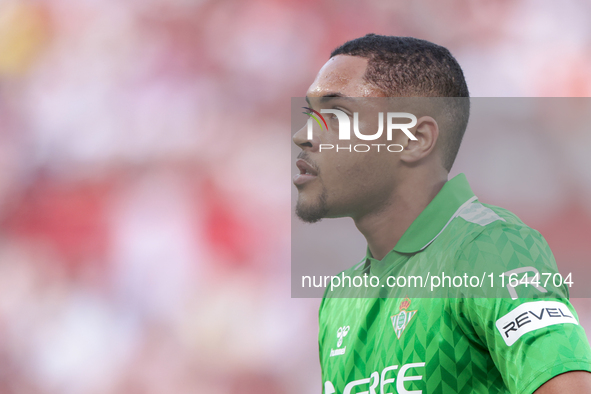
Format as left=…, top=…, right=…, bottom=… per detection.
left=293, top=34, right=470, bottom=223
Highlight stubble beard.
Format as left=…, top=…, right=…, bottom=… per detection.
left=295, top=186, right=329, bottom=223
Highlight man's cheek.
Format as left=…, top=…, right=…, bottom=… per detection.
left=334, top=162, right=372, bottom=186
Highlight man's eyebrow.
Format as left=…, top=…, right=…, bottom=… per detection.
left=305, top=93, right=347, bottom=107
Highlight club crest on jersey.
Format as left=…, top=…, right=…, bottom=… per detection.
left=391, top=297, right=417, bottom=339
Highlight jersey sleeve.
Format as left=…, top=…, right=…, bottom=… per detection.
left=451, top=222, right=591, bottom=394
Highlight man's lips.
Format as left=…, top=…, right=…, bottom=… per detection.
left=293, top=159, right=318, bottom=186
left=296, top=159, right=318, bottom=176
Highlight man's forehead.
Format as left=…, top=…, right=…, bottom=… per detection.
left=306, top=55, right=385, bottom=98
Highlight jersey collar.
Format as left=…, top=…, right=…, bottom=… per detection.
left=394, top=173, right=476, bottom=253
left=366, top=173, right=476, bottom=258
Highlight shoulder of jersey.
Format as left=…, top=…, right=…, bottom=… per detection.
left=452, top=201, right=543, bottom=245
left=449, top=201, right=554, bottom=272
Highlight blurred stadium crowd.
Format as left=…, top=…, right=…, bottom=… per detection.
left=0, top=0, right=590, bottom=393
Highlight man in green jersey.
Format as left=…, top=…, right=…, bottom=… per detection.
left=292, top=34, right=591, bottom=393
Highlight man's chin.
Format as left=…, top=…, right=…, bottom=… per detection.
left=295, top=194, right=329, bottom=224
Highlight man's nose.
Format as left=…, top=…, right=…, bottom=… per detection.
left=292, top=123, right=319, bottom=152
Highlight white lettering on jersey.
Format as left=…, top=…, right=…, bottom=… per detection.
left=325, top=380, right=336, bottom=394
left=343, top=371, right=378, bottom=394
left=325, top=362, right=425, bottom=394
left=330, top=326, right=350, bottom=357
left=502, top=267, right=548, bottom=300
left=397, top=363, right=425, bottom=394
left=380, top=365, right=398, bottom=394
left=495, top=300, right=578, bottom=346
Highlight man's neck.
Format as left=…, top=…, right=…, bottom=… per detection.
left=353, top=173, right=447, bottom=261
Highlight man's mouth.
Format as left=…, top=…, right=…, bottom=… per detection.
left=293, top=159, right=318, bottom=186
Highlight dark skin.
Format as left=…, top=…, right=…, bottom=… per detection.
left=292, top=54, right=591, bottom=393
left=293, top=55, right=447, bottom=260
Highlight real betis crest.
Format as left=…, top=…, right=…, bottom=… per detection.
left=391, top=297, right=417, bottom=339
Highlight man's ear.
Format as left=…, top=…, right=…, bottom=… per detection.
left=399, top=116, right=439, bottom=164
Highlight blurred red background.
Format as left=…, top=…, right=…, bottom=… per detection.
left=0, top=0, right=590, bottom=393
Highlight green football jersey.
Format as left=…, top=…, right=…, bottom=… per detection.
left=318, top=174, right=591, bottom=394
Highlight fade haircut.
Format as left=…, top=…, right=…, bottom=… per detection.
left=331, top=34, right=470, bottom=172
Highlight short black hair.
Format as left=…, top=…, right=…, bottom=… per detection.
left=331, top=34, right=470, bottom=172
